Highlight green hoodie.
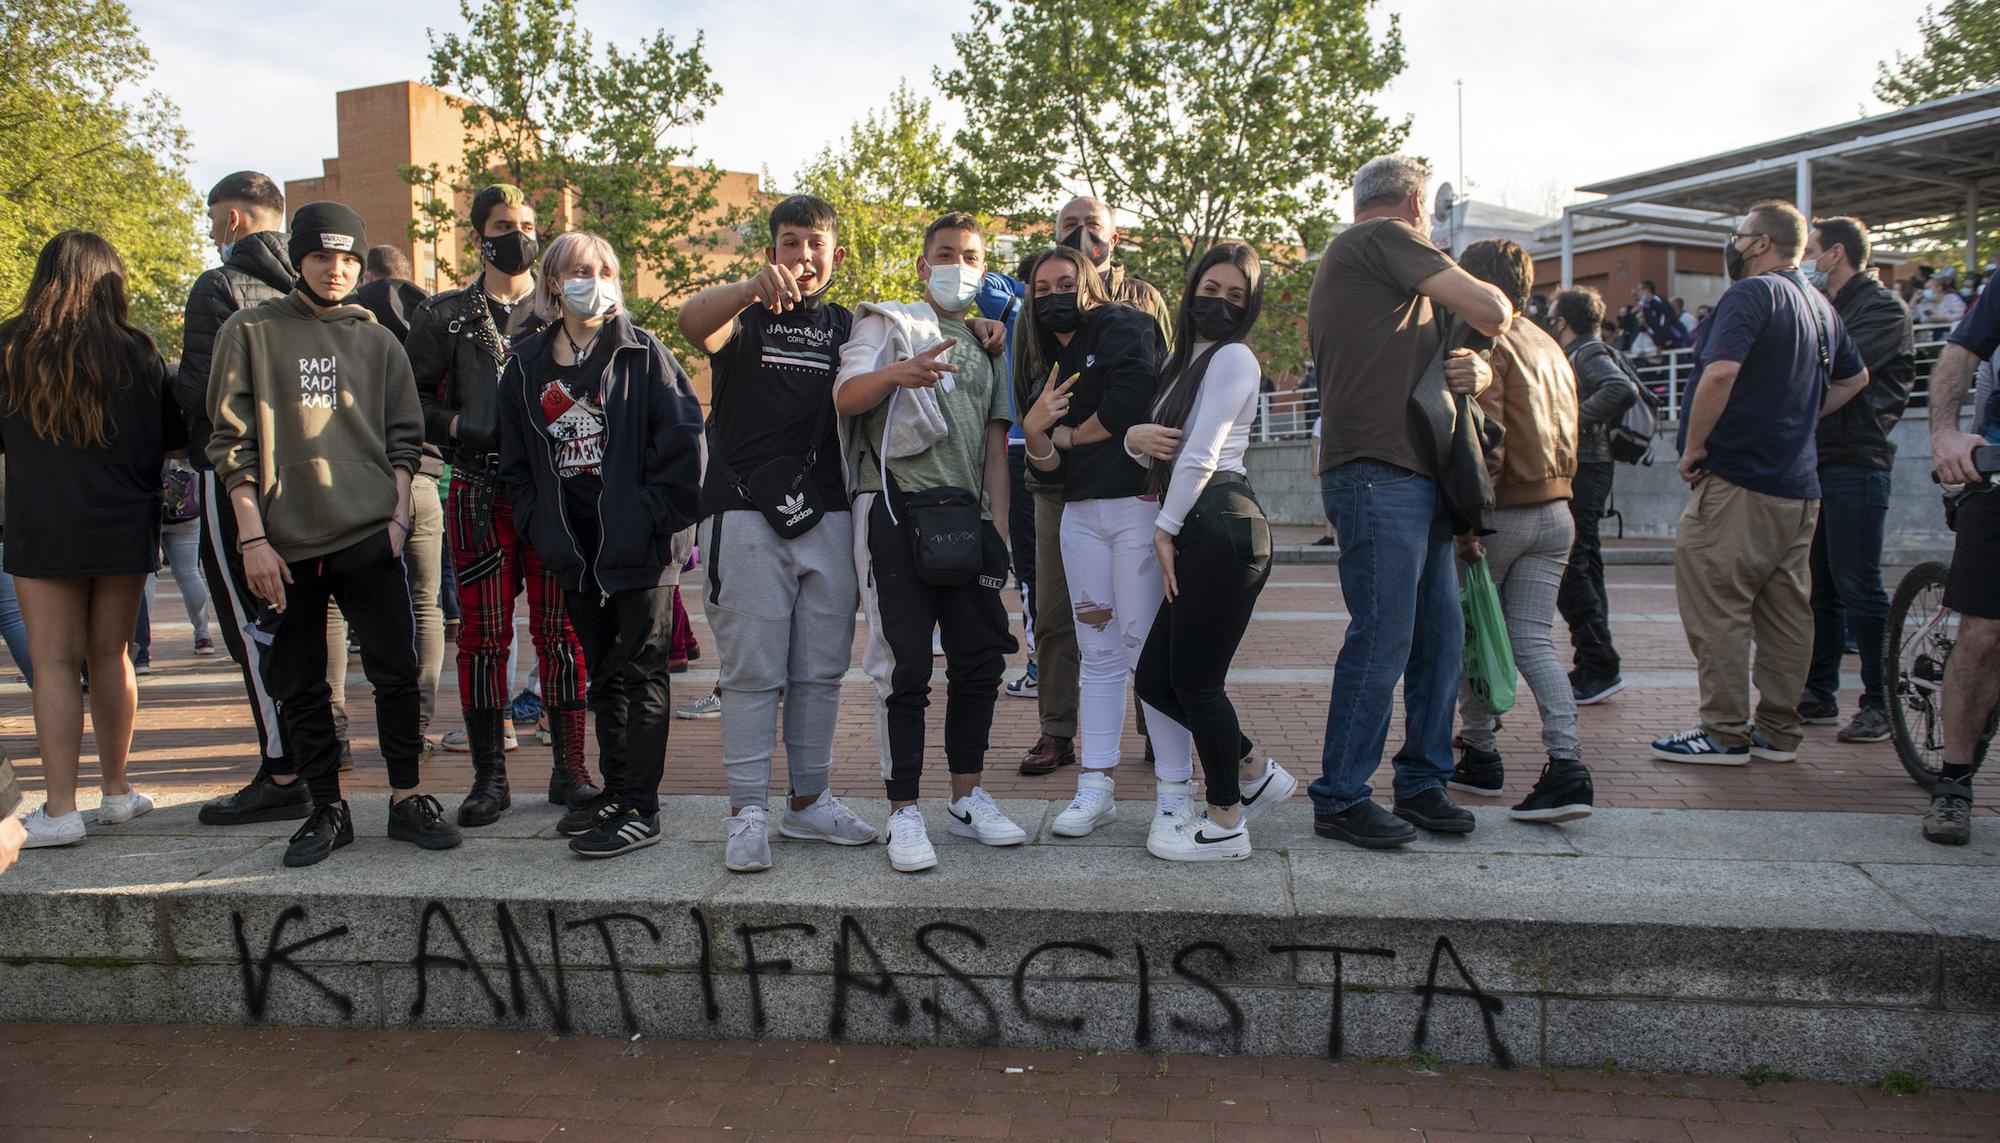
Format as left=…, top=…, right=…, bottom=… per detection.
left=206, top=290, right=424, bottom=562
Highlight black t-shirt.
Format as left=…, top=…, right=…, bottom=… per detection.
left=1047, top=303, right=1168, bottom=502
left=699, top=299, right=851, bottom=519
left=535, top=352, right=605, bottom=518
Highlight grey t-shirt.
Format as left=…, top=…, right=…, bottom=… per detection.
left=853, top=313, right=1010, bottom=518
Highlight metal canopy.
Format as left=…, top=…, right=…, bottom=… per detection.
left=1559, top=86, right=2000, bottom=285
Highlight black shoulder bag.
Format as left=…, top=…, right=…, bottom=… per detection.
left=713, top=381, right=831, bottom=540
left=876, top=388, right=983, bottom=586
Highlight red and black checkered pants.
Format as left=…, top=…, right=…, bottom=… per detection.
left=449, top=477, right=586, bottom=714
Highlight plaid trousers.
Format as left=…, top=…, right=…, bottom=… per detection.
left=448, top=477, right=586, bottom=713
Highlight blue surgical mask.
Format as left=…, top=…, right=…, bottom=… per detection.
left=218, top=241, right=236, bottom=262
left=561, top=276, right=620, bottom=320
left=925, top=263, right=981, bottom=314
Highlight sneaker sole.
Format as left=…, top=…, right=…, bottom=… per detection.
left=1313, top=821, right=1415, bottom=849
left=95, top=801, right=155, bottom=825
left=1145, top=837, right=1251, bottom=861
left=573, top=832, right=662, bottom=859
left=1749, top=748, right=1798, bottom=763
left=676, top=712, right=721, bottom=720
left=778, top=822, right=879, bottom=845
left=947, top=822, right=1028, bottom=846
left=1445, top=780, right=1505, bottom=798
left=199, top=801, right=312, bottom=825
left=1005, top=687, right=1038, bottom=699
left=1838, top=730, right=1892, bottom=744
left=1575, top=680, right=1626, bottom=706
left=1649, top=748, right=1748, bottom=765
left=388, top=827, right=465, bottom=851
left=1392, top=808, right=1477, bottom=835
left=21, top=830, right=87, bottom=849
left=889, top=850, right=939, bottom=872
left=1050, top=806, right=1117, bottom=837
left=726, top=852, right=774, bottom=872
left=1800, top=716, right=1841, bottom=726
left=1923, top=829, right=1970, bottom=847
left=1510, top=803, right=1594, bottom=823
left=282, top=832, right=353, bottom=868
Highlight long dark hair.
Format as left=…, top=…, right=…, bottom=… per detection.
left=0, top=230, right=159, bottom=448
left=1146, top=242, right=1263, bottom=495
left=1011, top=245, right=1113, bottom=422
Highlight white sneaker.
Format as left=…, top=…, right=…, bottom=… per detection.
left=1147, top=812, right=1251, bottom=862
left=946, top=787, right=1028, bottom=846
left=1238, top=759, right=1298, bottom=825
left=1150, top=779, right=1197, bottom=847
left=96, top=787, right=155, bottom=825
left=20, top=806, right=85, bottom=848
left=1050, top=771, right=1117, bottom=837
left=780, top=790, right=879, bottom=845
left=725, top=805, right=772, bottom=872
left=676, top=688, right=722, bottom=720
left=886, top=806, right=938, bottom=872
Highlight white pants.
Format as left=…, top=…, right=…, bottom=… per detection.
left=1058, top=496, right=1194, bottom=780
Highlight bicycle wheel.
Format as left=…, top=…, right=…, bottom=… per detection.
left=1885, top=561, right=1953, bottom=789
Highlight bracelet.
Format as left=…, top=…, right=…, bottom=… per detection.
left=1026, top=443, right=1057, bottom=463
left=238, top=536, right=269, bottom=552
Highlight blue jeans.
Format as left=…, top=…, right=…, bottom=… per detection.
left=1805, top=464, right=1892, bottom=710
left=0, top=543, right=29, bottom=686
left=1311, top=460, right=1461, bottom=812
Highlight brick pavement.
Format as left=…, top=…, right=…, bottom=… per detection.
left=2, top=558, right=1975, bottom=819
left=0, top=1022, right=1990, bottom=1142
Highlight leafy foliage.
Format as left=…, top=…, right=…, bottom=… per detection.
left=0, top=0, right=202, bottom=345
left=1875, top=0, right=2000, bottom=106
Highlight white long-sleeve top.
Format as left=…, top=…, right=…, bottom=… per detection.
left=1132, top=341, right=1260, bottom=535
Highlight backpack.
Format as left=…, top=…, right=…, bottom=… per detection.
left=161, top=462, right=200, bottom=524
left=1579, top=340, right=1660, bottom=465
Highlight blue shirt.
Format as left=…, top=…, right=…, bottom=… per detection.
left=977, top=272, right=1027, bottom=441
left=1945, top=285, right=2000, bottom=443
left=1679, top=269, right=1863, bottom=500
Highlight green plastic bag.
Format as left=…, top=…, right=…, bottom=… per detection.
left=1461, top=556, right=1517, bottom=714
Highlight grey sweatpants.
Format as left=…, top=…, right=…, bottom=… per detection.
left=703, top=509, right=858, bottom=810
left=1456, top=499, right=1582, bottom=761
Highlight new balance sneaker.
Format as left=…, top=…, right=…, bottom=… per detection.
left=283, top=801, right=353, bottom=868
left=1238, top=758, right=1298, bottom=824
left=387, top=794, right=463, bottom=850
left=1147, top=812, right=1251, bottom=862
left=96, top=787, right=154, bottom=825
left=19, top=806, right=85, bottom=848
left=1798, top=695, right=1840, bottom=726
left=1509, top=758, right=1594, bottom=823
left=1922, top=779, right=1972, bottom=846
left=1392, top=788, right=1476, bottom=834
left=1150, top=779, right=1198, bottom=847
left=946, top=787, right=1028, bottom=846
left=441, top=719, right=518, bottom=753
left=558, top=791, right=618, bottom=836
left=885, top=805, right=937, bottom=872
left=1839, top=707, right=1893, bottom=744
left=1050, top=771, right=1117, bottom=837
left=198, top=775, right=310, bottom=825
left=1650, top=726, right=1749, bottom=764
left=1448, top=746, right=1505, bottom=797
left=1748, top=729, right=1798, bottom=763
left=1313, top=800, right=1416, bottom=849
left=509, top=688, right=544, bottom=726
left=1006, top=660, right=1039, bottom=699
left=779, top=790, right=878, bottom=845
left=726, top=805, right=773, bottom=872
left=1572, top=673, right=1626, bottom=706
left=572, top=806, right=661, bottom=858
left=676, top=688, right=722, bottom=720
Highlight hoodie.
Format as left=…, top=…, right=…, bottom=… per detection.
left=206, top=291, right=425, bottom=562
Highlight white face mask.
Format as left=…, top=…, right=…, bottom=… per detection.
left=925, top=262, right=981, bottom=313
left=561, top=276, right=620, bottom=320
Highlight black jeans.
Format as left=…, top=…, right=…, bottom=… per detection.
left=564, top=576, right=673, bottom=817
left=859, top=491, right=1016, bottom=802
left=1006, top=443, right=1037, bottom=635
left=260, top=530, right=420, bottom=805
left=1805, top=464, right=1893, bottom=710
left=1559, top=461, right=1620, bottom=678
left=1134, top=477, right=1272, bottom=808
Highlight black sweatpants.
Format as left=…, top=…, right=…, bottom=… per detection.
left=197, top=468, right=290, bottom=775
left=1006, top=443, right=1037, bottom=634
left=564, top=570, right=673, bottom=818
left=1134, top=477, right=1271, bottom=808
left=259, top=530, right=421, bottom=805
left=857, top=491, right=1016, bottom=802
left=1558, top=460, right=1620, bottom=677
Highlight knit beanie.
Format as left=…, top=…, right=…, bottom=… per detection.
left=288, top=202, right=368, bottom=271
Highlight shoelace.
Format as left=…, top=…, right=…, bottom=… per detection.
left=729, top=809, right=764, bottom=839
left=1066, top=786, right=1110, bottom=814
left=407, top=794, right=446, bottom=822
left=888, top=810, right=926, bottom=840
left=1663, top=727, right=1711, bottom=746
left=1932, top=796, right=1970, bottom=825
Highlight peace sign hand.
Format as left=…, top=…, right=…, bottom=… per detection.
left=897, top=338, right=958, bottom=389
left=1026, top=365, right=1078, bottom=435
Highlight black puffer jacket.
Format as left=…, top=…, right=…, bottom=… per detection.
left=176, top=231, right=294, bottom=463
left=1815, top=272, right=1914, bottom=471
left=406, top=279, right=546, bottom=464
left=1563, top=333, right=1642, bottom=465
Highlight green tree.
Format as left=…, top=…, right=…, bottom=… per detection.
left=1875, top=0, right=2000, bottom=106
left=424, top=0, right=745, bottom=348
left=0, top=0, right=202, bottom=343
left=937, top=0, right=1406, bottom=377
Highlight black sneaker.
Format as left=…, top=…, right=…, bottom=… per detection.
left=1798, top=695, right=1840, bottom=726
left=558, top=791, right=618, bottom=836
left=570, top=806, right=662, bottom=859
left=387, top=793, right=463, bottom=850
left=1922, top=779, right=1972, bottom=846
left=283, top=801, right=354, bottom=867
left=1448, top=746, right=1505, bottom=797
left=1313, top=800, right=1417, bottom=849
left=1510, top=758, right=1595, bottom=823
left=1838, top=707, right=1892, bottom=744
left=200, top=775, right=311, bottom=825
left=1572, top=674, right=1626, bottom=706
left=1650, top=726, right=1749, bottom=765
left=1392, top=788, right=1477, bottom=834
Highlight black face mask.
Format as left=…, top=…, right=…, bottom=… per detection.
left=1724, top=235, right=1758, bottom=282
left=480, top=230, right=539, bottom=276
left=1060, top=226, right=1110, bottom=270
left=297, top=277, right=353, bottom=308
left=1190, top=295, right=1244, bottom=341
left=1039, top=291, right=1082, bottom=334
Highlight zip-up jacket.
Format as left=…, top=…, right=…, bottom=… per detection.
left=177, top=231, right=295, bottom=462
left=407, top=278, right=546, bottom=463
left=496, top=314, right=704, bottom=595
left=1563, top=332, right=1641, bottom=465
left=1815, top=272, right=1914, bottom=471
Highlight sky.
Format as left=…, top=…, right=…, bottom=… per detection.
left=128, top=0, right=1938, bottom=224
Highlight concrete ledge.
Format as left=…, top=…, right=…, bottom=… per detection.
left=2, top=794, right=1994, bottom=1087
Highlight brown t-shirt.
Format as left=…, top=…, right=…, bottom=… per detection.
left=1307, top=217, right=1456, bottom=476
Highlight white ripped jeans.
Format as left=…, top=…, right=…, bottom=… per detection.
left=1058, top=495, right=1195, bottom=780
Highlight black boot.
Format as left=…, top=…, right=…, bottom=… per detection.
left=547, top=703, right=601, bottom=809
left=456, top=708, right=512, bottom=827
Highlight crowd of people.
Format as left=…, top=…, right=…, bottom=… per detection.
left=0, top=148, right=1996, bottom=877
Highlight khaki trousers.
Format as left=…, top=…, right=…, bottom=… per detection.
left=1032, top=487, right=1079, bottom=738
left=1673, top=476, right=1819, bottom=749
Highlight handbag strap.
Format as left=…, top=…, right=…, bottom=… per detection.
left=709, top=322, right=836, bottom=496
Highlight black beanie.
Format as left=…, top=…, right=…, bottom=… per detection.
left=288, top=201, right=367, bottom=271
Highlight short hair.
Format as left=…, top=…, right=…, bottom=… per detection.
left=471, top=184, right=529, bottom=236
left=1554, top=286, right=1606, bottom=336
left=1813, top=215, right=1871, bottom=269
left=923, top=211, right=983, bottom=256
left=207, top=171, right=284, bottom=216
left=1458, top=239, right=1534, bottom=313
left=1745, top=200, right=1807, bottom=259
left=365, top=244, right=411, bottom=280
left=769, top=193, right=838, bottom=240
left=1640, top=280, right=1657, bottom=293
left=1352, top=155, right=1429, bottom=211
left=533, top=231, right=621, bottom=323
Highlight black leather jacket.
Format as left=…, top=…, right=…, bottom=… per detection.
left=176, top=232, right=294, bottom=463
left=1563, top=333, right=1642, bottom=466
left=1815, top=272, right=1913, bottom=471
left=406, top=278, right=546, bottom=465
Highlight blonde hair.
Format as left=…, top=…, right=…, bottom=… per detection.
left=534, top=231, right=622, bottom=322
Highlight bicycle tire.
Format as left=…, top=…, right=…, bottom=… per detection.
left=1885, top=561, right=1953, bottom=789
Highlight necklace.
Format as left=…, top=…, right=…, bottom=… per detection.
left=564, top=324, right=598, bottom=366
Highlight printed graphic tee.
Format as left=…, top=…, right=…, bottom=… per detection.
left=538, top=356, right=605, bottom=517
left=699, top=297, right=853, bottom=519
